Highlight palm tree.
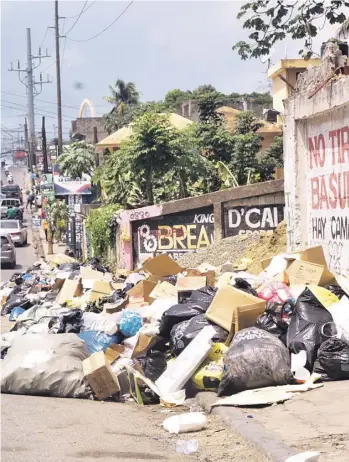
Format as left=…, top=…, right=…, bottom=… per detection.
left=58, top=141, right=96, bottom=179
left=103, top=79, right=140, bottom=115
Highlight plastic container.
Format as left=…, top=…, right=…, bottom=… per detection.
left=176, top=440, right=199, bottom=454
left=162, top=412, right=207, bottom=434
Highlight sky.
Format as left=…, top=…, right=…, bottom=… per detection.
left=1, top=0, right=340, bottom=149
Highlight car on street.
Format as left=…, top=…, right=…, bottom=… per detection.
left=0, top=220, right=28, bottom=246
left=0, top=233, right=16, bottom=268
left=2, top=184, right=23, bottom=204
left=0, top=198, right=24, bottom=219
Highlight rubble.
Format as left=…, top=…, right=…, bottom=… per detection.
left=1, top=240, right=349, bottom=435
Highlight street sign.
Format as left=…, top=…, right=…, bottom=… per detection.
left=32, top=216, right=42, bottom=228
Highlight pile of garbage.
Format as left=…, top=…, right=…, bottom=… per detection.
left=1, top=247, right=349, bottom=410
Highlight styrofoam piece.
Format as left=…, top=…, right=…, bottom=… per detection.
left=284, top=451, right=320, bottom=462
left=163, top=412, right=207, bottom=434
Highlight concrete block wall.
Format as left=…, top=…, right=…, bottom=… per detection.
left=284, top=43, right=349, bottom=275
left=116, top=180, right=284, bottom=269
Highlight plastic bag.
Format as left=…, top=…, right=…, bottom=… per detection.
left=170, top=314, right=228, bottom=356
left=326, top=284, right=349, bottom=300
left=48, top=309, right=83, bottom=333
left=217, top=327, right=293, bottom=397
left=9, top=307, right=25, bottom=321
left=160, top=301, right=210, bottom=338
left=1, top=333, right=91, bottom=398
left=189, top=286, right=217, bottom=305
left=314, top=338, right=349, bottom=380
left=233, top=278, right=258, bottom=297
left=82, top=311, right=121, bottom=335
left=83, top=258, right=109, bottom=273
left=255, top=301, right=291, bottom=344
left=78, top=330, right=121, bottom=354
left=1, top=296, right=32, bottom=316
left=58, top=262, right=80, bottom=271
left=287, top=287, right=333, bottom=370
left=119, top=310, right=143, bottom=337
left=257, top=281, right=292, bottom=303
left=138, top=350, right=167, bottom=381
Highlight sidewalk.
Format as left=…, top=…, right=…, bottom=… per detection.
left=38, top=226, right=66, bottom=258
left=197, top=380, right=349, bottom=462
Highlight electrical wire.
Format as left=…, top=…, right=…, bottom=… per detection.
left=64, top=0, right=96, bottom=19
left=64, top=1, right=88, bottom=37
left=1, top=103, right=74, bottom=124
left=66, top=1, right=134, bottom=43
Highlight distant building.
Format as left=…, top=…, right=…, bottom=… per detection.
left=71, top=98, right=108, bottom=143
left=267, top=58, right=321, bottom=113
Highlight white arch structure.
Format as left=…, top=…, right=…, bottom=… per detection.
left=79, top=98, right=96, bottom=118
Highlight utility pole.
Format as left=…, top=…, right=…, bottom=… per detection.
left=55, top=0, right=63, bottom=155
left=24, top=118, right=31, bottom=171
left=42, top=116, right=49, bottom=174
left=8, top=28, right=51, bottom=174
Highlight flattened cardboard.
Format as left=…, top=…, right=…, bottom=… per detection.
left=142, top=254, right=183, bottom=277
left=205, top=286, right=265, bottom=340
left=131, top=333, right=155, bottom=358
left=80, top=266, right=113, bottom=281
left=86, top=280, right=114, bottom=303
left=148, top=281, right=178, bottom=303
left=127, top=280, right=157, bottom=304
left=103, top=297, right=128, bottom=314
left=83, top=351, right=120, bottom=400
left=56, top=278, right=82, bottom=304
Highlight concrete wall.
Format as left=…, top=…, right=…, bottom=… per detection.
left=71, top=118, right=108, bottom=144
left=284, top=44, right=349, bottom=276
left=116, top=180, right=284, bottom=269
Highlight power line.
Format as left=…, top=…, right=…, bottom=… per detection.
left=1, top=103, right=73, bottom=124
left=64, top=1, right=88, bottom=37
left=64, top=0, right=96, bottom=19
left=66, top=1, right=134, bottom=43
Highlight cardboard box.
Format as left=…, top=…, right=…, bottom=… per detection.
left=55, top=278, right=82, bottom=304
left=127, top=280, right=157, bottom=304
left=103, top=297, right=128, bottom=315
left=105, top=344, right=125, bottom=364
left=205, top=286, right=266, bottom=342
left=142, top=254, right=183, bottom=277
left=80, top=266, right=113, bottom=281
left=148, top=281, right=178, bottom=304
left=83, top=351, right=120, bottom=400
left=176, top=276, right=207, bottom=302
left=131, top=333, right=155, bottom=358
left=187, top=268, right=216, bottom=286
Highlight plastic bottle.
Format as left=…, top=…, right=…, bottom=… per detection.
left=162, top=412, right=207, bottom=434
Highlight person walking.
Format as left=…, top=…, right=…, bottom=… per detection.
left=26, top=192, right=35, bottom=210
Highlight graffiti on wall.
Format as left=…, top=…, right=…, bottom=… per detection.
left=307, top=121, right=349, bottom=275
left=133, top=207, right=214, bottom=262
left=223, top=205, right=284, bottom=237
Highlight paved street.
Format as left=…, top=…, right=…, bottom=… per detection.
left=1, top=167, right=37, bottom=279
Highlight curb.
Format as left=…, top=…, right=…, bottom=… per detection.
left=195, top=392, right=298, bottom=462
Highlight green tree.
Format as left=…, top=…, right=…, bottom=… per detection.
left=233, top=0, right=348, bottom=60
left=258, top=135, right=284, bottom=181
left=104, top=79, right=140, bottom=114
left=164, top=89, right=191, bottom=108
left=48, top=200, right=69, bottom=243
left=58, top=141, right=95, bottom=179
left=235, top=111, right=263, bottom=134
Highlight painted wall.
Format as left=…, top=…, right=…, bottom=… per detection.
left=284, top=44, right=349, bottom=276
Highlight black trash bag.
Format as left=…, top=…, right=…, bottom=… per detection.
left=217, top=327, right=293, bottom=397
left=314, top=338, right=349, bottom=381
left=170, top=314, right=228, bottom=356
left=326, top=284, right=349, bottom=300
left=1, top=297, right=32, bottom=316
left=48, top=309, right=83, bottom=333
left=84, top=258, right=110, bottom=273
left=234, top=278, right=258, bottom=297
left=255, top=302, right=290, bottom=345
left=189, top=286, right=217, bottom=306
left=287, top=287, right=333, bottom=370
left=58, top=262, right=80, bottom=271
left=138, top=350, right=167, bottom=382
left=159, top=301, right=209, bottom=338
left=84, top=301, right=101, bottom=313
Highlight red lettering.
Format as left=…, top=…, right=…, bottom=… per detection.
left=308, top=134, right=326, bottom=169
left=329, top=130, right=337, bottom=165
left=319, top=175, right=329, bottom=209
left=337, top=172, right=349, bottom=209
left=340, top=126, right=349, bottom=163
left=329, top=173, right=337, bottom=209
left=311, top=177, right=319, bottom=209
